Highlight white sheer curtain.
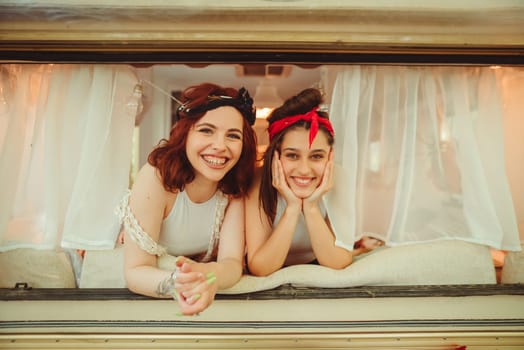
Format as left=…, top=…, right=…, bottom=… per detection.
left=0, top=64, right=138, bottom=252
left=325, top=65, right=521, bottom=252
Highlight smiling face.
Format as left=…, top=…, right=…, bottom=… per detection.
left=278, top=127, right=332, bottom=199
left=185, top=106, right=244, bottom=184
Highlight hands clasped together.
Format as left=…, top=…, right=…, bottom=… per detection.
left=171, top=257, right=218, bottom=316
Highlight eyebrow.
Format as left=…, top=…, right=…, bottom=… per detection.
left=195, top=122, right=243, bottom=135
left=282, top=147, right=328, bottom=153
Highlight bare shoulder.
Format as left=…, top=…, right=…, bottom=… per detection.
left=134, top=163, right=161, bottom=185
left=226, top=196, right=244, bottom=212
left=130, top=163, right=169, bottom=211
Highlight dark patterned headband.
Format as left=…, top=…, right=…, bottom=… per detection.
left=176, top=87, right=256, bottom=125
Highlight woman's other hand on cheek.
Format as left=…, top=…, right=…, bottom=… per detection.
left=304, top=152, right=334, bottom=207
left=272, top=152, right=301, bottom=209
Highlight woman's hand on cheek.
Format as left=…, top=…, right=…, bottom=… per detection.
left=272, top=151, right=301, bottom=209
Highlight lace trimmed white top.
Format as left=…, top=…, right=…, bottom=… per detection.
left=158, top=190, right=221, bottom=257
left=116, top=189, right=228, bottom=262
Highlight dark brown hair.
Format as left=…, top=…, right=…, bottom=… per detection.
left=260, top=88, right=334, bottom=222
left=148, top=83, right=257, bottom=197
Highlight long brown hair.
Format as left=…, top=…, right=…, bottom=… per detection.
left=259, top=88, right=334, bottom=222
left=148, top=83, right=257, bottom=197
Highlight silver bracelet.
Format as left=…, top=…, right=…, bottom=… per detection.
left=156, top=269, right=178, bottom=300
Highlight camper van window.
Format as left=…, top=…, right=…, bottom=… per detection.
left=0, top=1, right=523, bottom=303
left=1, top=62, right=522, bottom=299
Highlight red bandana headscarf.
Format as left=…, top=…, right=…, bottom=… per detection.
left=268, top=107, right=334, bottom=147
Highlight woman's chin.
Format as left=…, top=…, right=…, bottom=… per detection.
left=291, top=187, right=315, bottom=199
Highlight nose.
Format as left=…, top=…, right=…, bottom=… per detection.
left=211, top=133, right=226, bottom=151
left=296, top=158, right=310, bottom=175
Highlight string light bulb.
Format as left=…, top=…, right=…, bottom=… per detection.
left=126, top=83, right=144, bottom=122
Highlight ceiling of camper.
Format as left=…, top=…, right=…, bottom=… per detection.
left=144, top=64, right=326, bottom=108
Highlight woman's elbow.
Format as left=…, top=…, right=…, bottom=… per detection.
left=318, top=255, right=353, bottom=270
left=225, top=264, right=244, bottom=287
left=247, top=259, right=274, bottom=277
left=215, top=257, right=244, bottom=288
left=249, top=267, right=271, bottom=277
left=124, top=276, right=142, bottom=295
left=123, top=267, right=142, bottom=294
left=126, top=283, right=140, bottom=295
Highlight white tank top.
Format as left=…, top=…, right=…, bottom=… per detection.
left=273, top=196, right=327, bottom=266
left=158, top=190, right=217, bottom=257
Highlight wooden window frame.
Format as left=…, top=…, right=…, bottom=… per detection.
left=1, top=3, right=523, bottom=348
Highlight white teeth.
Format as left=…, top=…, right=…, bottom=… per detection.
left=203, top=156, right=226, bottom=166
left=294, top=177, right=312, bottom=185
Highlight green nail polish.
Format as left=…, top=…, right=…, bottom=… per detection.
left=192, top=293, right=201, bottom=301
left=206, top=272, right=215, bottom=279
left=206, top=275, right=217, bottom=285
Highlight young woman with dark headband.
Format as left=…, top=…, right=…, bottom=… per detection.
left=245, top=88, right=382, bottom=277
left=117, top=83, right=257, bottom=315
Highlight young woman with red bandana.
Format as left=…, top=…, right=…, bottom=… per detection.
left=245, top=88, right=382, bottom=277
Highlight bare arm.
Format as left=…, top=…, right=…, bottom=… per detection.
left=123, top=163, right=176, bottom=298
left=303, top=153, right=353, bottom=269
left=123, top=164, right=221, bottom=315
left=303, top=208, right=353, bottom=269
left=245, top=166, right=302, bottom=277
left=172, top=197, right=245, bottom=314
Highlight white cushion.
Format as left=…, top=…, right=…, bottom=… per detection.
left=0, top=248, right=76, bottom=288
left=220, top=240, right=496, bottom=294
left=79, top=245, right=126, bottom=288
left=501, top=244, right=524, bottom=283
left=79, top=240, right=496, bottom=292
